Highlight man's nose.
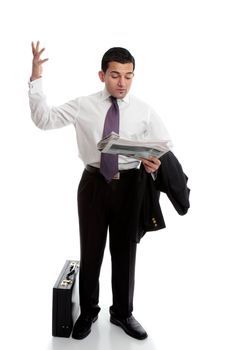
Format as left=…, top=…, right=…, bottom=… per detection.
left=118, top=76, right=126, bottom=86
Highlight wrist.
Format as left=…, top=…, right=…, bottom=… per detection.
left=30, top=75, right=42, bottom=81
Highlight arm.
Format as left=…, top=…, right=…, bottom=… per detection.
left=141, top=106, right=172, bottom=174
left=29, top=41, right=78, bottom=130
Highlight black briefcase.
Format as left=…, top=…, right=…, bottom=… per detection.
left=52, top=260, right=80, bottom=337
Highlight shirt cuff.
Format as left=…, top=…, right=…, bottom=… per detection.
left=151, top=170, right=158, bottom=181
left=28, top=77, right=43, bottom=94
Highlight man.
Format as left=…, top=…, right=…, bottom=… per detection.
left=29, top=42, right=172, bottom=340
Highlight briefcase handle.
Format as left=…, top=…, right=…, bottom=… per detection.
left=66, top=261, right=79, bottom=280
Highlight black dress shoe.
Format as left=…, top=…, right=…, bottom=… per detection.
left=110, top=314, right=148, bottom=340
left=72, top=314, right=98, bottom=339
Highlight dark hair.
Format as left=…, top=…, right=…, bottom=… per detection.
left=101, top=47, right=135, bottom=72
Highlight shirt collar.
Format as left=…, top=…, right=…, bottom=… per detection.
left=101, top=88, right=130, bottom=104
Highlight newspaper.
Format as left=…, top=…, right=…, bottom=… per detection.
left=97, top=132, right=170, bottom=159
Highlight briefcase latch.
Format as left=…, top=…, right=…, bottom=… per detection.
left=60, top=279, right=73, bottom=287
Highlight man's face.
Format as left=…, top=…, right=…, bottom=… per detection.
left=98, top=61, right=134, bottom=99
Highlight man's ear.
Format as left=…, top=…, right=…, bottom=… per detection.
left=98, top=70, right=105, bottom=82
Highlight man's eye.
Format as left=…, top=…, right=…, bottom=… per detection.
left=110, top=73, right=134, bottom=79
left=125, top=73, right=134, bottom=80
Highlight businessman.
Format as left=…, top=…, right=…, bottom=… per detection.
left=29, top=41, right=172, bottom=340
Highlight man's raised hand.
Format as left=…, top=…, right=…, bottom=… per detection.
left=30, top=41, right=49, bottom=81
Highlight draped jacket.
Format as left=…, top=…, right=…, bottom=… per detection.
left=129, top=151, right=190, bottom=243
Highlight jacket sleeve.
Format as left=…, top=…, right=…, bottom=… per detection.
left=156, top=151, right=190, bottom=215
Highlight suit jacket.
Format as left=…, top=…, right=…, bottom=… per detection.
left=129, top=151, right=190, bottom=243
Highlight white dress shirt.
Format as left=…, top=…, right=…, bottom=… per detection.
left=28, top=78, right=172, bottom=169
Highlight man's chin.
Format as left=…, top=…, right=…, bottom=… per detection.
left=114, top=91, right=127, bottom=99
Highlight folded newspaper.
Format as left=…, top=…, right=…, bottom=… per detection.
left=97, top=132, right=170, bottom=159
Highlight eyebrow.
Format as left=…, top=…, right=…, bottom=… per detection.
left=110, top=70, right=134, bottom=74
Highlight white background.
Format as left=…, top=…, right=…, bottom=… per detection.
left=0, top=1, right=233, bottom=349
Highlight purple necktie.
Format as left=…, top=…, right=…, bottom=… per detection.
left=100, top=96, right=120, bottom=182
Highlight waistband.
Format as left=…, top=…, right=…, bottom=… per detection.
left=85, top=165, right=137, bottom=179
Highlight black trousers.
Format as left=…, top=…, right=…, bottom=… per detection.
left=77, top=168, right=138, bottom=318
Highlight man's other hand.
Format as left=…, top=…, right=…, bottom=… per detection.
left=140, top=156, right=161, bottom=173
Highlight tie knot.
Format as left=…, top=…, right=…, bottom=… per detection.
left=110, top=96, right=117, bottom=103
left=110, top=96, right=119, bottom=111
